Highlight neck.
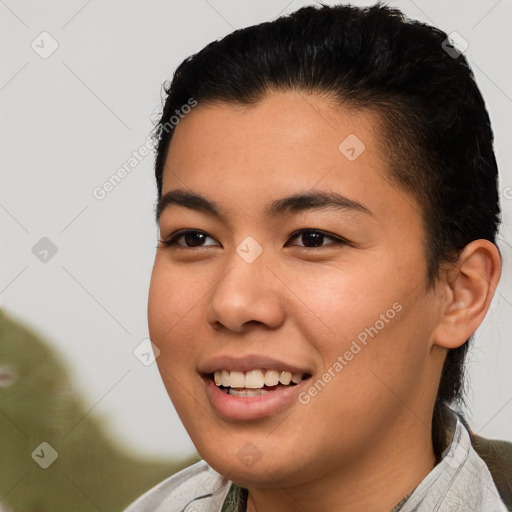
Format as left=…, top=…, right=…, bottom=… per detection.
left=245, top=412, right=437, bottom=512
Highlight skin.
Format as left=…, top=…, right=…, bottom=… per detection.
left=148, top=91, right=501, bottom=512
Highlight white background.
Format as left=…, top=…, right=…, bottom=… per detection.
left=1, top=0, right=511, bottom=459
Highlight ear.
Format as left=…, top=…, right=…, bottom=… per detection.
left=433, top=239, right=501, bottom=349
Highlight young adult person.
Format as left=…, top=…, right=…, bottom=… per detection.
left=125, top=3, right=511, bottom=511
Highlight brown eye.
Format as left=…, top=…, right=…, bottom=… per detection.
left=160, top=230, right=219, bottom=248
left=287, top=229, right=348, bottom=248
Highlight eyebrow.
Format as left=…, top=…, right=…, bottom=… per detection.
left=155, top=188, right=372, bottom=223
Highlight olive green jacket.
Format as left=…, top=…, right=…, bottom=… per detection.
left=463, top=419, right=512, bottom=509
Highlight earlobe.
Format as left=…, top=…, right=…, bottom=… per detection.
left=433, top=239, right=501, bottom=350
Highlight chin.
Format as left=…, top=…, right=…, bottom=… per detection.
left=195, top=437, right=309, bottom=489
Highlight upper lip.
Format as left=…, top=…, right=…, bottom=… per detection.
left=199, top=354, right=312, bottom=376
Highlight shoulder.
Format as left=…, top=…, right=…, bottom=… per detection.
left=468, top=431, right=512, bottom=509
left=457, top=412, right=512, bottom=510
left=122, top=460, right=232, bottom=512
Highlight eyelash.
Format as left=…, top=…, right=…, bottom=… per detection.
left=158, top=229, right=351, bottom=250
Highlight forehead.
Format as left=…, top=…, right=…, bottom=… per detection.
left=161, top=91, right=422, bottom=228
left=165, top=92, right=375, bottom=170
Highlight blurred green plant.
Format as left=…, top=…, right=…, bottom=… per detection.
left=0, top=309, right=197, bottom=512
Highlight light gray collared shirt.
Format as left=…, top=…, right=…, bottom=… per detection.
left=123, top=410, right=507, bottom=512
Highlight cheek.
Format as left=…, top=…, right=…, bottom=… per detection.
left=293, top=263, right=403, bottom=348
left=148, top=264, right=203, bottom=418
left=297, top=261, right=430, bottom=393
left=149, top=258, right=198, bottom=339
left=147, top=260, right=203, bottom=385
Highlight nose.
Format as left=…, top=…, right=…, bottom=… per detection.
left=205, top=251, right=286, bottom=334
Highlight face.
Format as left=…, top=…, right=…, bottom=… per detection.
left=148, top=91, right=446, bottom=489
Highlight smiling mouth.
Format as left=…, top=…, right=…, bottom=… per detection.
left=211, top=369, right=312, bottom=396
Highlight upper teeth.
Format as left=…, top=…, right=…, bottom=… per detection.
left=213, top=369, right=305, bottom=388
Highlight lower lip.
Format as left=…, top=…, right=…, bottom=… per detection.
left=204, top=377, right=310, bottom=420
